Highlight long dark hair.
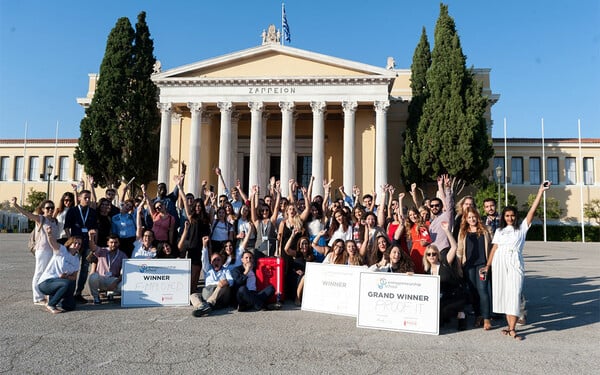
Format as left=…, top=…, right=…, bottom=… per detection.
left=56, top=192, right=75, bottom=214
left=191, top=198, right=210, bottom=224
left=499, top=206, right=520, bottom=230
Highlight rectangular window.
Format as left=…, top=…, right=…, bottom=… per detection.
left=0, top=157, right=9, bottom=181
left=565, top=157, right=576, bottom=185
left=59, top=156, right=70, bottom=181
left=29, top=156, right=39, bottom=181
left=43, top=156, right=55, bottom=180
left=493, top=157, right=505, bottom=183
left=547, top=157, right=559, bottom=185
left=74, top=160, right=83, bottom=181
left=584, top=157, right=594, bottom=185
left=511, top=157, right=523, bottom=184
left=14, top=156, right=24, bottom=181
left=529, top=157, right=541, bottom=185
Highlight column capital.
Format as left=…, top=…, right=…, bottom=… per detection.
left=310, top=101, right=327, bottom=114
left=217, top=101, right=233, bottom=113
left=279, top=101, right=295, bottom=113
left=374, top=100, right=390, bottom=112
left=262, top=112, right=271, bottom=122
left=172, top=112, right=182, bottom=121
left=231, top=112, right=241, bottom=123
left=342, top=101, right=358, bottom=113
left=187, top=102, right=203, bottom=113
left=248, top=101, right=264, bottom=112
left=158, top=102, right=172, bottom=112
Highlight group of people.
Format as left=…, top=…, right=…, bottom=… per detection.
left=12, top=168, right=551, bottom=340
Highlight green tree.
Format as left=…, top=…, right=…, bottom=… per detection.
left=474, top=181, right=518, bottom=212
left=583, top=199, right=600, bottom=223
left=75, top=12, right=160, bottom=188
left=124, top=11, right=160, bottom=184
left=415, top=4, right=493, bottom=184
left=524, top=194, right=563, bottom=219
left=25, top=189, right=47, bottom=212
left=401, top=27, right=431, bottom=188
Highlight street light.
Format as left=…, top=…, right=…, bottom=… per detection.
left=495, top=165, right=503, bottom=211
left=46, top=165, right=53, bottom=199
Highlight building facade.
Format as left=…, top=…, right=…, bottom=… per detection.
left=1, top=35, right=598, bottom=224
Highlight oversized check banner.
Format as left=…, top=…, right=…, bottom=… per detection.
left=357, top=272, right=440, bottom=335
left=301, top=262, right=367, bottom=317
left=122, top=259, right=191, bottom=307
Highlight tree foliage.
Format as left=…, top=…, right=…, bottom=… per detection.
left=583, top=199, right=600, bottom=223
left=406, top=4, right=493, bottom=185
left=75, top=12, right=159, bottom=188
left=524, top=193, right=563, bottom=219
left=401, top=27, right=431, bottom=188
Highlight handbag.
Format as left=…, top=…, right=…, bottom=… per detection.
left=27, top=216, right=45, bottom=255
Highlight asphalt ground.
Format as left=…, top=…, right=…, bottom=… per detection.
left=0, top=234, right=598, bottom=374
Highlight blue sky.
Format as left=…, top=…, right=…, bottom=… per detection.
left=1, top=0, right=598, bottom=140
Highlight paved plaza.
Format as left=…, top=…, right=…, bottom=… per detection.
left=0, top=233, right=598, bottom=374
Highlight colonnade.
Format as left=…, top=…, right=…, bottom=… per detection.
left=157, top=100, right=390, bottom=199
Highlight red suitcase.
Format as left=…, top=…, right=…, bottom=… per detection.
left=256, top=257, right=285, bottom=303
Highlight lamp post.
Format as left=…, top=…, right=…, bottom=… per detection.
left=46, top=165, right=53, bottom=199
left=495, top=165, right=503, bottom=211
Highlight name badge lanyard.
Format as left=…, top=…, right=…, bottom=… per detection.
left=78, top=206, right=89, bottom=229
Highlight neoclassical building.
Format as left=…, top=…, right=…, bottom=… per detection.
left=78, top=32, right=497, bottom=199
left=3, top=31, right=598, bottom=226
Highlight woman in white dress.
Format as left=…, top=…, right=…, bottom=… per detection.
left=482, top=181, right=550, bottom=340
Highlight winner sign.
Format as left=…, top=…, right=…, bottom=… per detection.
left=357, top=272, right=440, bottom=335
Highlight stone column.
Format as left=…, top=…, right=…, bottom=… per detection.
left=187, top=103, right=203, bottom=197
left=231, top=112, right=240, bottom=186
left=374, top=100, right=390, bottom=204
left=279, top=101, right=295, bottom=197
left=310, top=101, right=327, bottom=197
left=157, top=102, right=172, bottom=185
left=217, top=101, right=233, bottom=194
left=260, top=112, right=270, bottom=191
left=248, top=102, right=264, bottom=189
left=342, top=101, right=357, bottom=195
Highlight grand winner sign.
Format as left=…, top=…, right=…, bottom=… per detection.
left=122, top=259, right=191, bottom=307
left=357, top=272, right=440, bottom=335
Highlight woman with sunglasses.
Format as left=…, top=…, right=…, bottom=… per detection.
left=54, top=191, right=75, bottom=245
left=37, top=226, right=81, bottom=313
left=482, top=181, right=551, bottom=341
left=250, top=184, right=280, bottom=257
left=143, top=184, right=175, bottom=245
left=10, top=197, right=59, bottom=305
left=423, top=221, right=467, bottom=330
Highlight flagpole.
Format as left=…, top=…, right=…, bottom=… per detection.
left=503, top=118, right=508, bottom=208
left=20, top=122, right=28, bottom=207
left=578, top=119, right=585, bottom=243
left=541, top=118, right=547, bottom=242
left=281, top=3, right=285, bottom=46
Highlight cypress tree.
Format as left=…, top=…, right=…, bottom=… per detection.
left=76, top=17, right=134, bottom=188
left=401, top=27, right=431, bottom=187
left=75, top=12, right=161, bottom=189
left=126, top=11, right=160, bottom=186
left=416, top=4, right=493, bottom=183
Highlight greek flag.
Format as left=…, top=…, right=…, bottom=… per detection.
left=282, top=4, right=291, bottom=43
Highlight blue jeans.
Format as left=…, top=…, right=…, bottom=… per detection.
left=464, top=265, right=491, bottom=319
left=39, top=278, right=76, bottom=311
left=75, top=246, right=90, bottom=296
left=237, top=285, right=275, bottom=310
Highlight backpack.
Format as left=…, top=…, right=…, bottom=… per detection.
left=27, top=216, right=45, bottom=255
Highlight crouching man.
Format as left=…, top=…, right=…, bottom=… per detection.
left=88, top=231, right=128, bottom=305
left=191, top=236, right=233, bottom=317
left=231, top=251, right=277, bottom=311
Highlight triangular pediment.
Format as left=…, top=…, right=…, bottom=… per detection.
left=153, top=44, right=395, bottom=80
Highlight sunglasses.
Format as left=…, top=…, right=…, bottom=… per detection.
left=44, top=206, right=55, bottom=210
left=154, top=205, right=163, bottom=209
left=430, top=204, right=440, bottom=208
left=426, top=252, right=438, bottom=257
left=63, top=199, right=72, bottom=202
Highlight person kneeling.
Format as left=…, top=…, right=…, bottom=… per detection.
left=232, top=251, right=276, bottom=311
left=88, top=231, right=128, bottom=305
left=191, top=236, right=233, bottom=317
left=37, top=227, right=81, bottom=313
